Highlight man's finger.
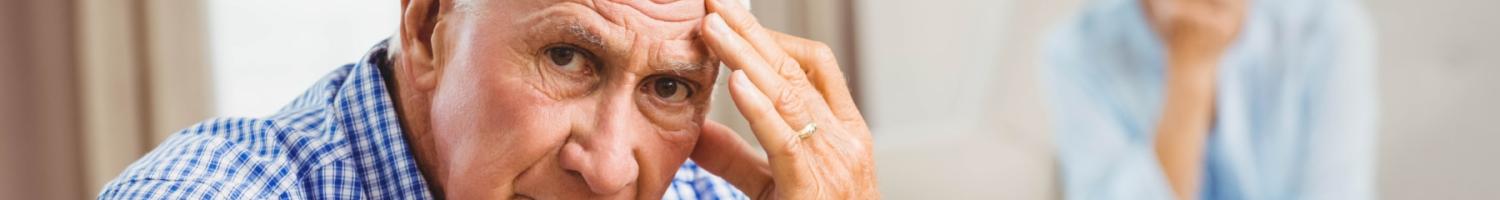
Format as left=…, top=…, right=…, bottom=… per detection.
left=705, top=0, right=812, bottom=85
left=690, top=120, right=772, bottom=199
left=769, top=31, right=864, bottom=123
left=727, top=69, right=815, bottom=194
left=703, top=14, right=819, bottom=135
left=726, top=69, right=805, bottom=154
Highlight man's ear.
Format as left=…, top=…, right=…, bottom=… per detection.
left=398, top=0, right=449, bottom=92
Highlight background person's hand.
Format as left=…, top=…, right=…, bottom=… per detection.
left=686, top=0, right=878, bottom=199
left=1143, top=0, right=1248, bottom=65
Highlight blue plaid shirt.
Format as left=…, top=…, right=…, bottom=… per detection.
left=99, top=41, right=746, bottom=199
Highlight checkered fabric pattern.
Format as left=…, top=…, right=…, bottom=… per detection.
left=98, top=40, right=746, bottom=200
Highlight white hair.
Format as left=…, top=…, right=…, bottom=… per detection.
left=452, top=0, right=483, bottom=16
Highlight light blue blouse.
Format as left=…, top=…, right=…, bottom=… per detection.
left=1043, top=0, right=1377, bottom=199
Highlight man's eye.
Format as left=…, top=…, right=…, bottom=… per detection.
left=544, top=45, right=593, bottom=74
left=645, top=78, right=693, bottom=102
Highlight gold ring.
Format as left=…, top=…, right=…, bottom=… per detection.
left=797, top=123, right=817, bottom=139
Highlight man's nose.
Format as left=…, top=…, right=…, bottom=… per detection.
left=558, top=92, right=644, bottom=194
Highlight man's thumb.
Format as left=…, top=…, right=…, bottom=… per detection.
left=691, top=120, right=773, bottom=199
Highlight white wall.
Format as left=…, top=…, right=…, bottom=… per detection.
left=1368, top=0, right=1500, bottom=198
left=208, top=0, right=399, bottom=117
left=857, top=0, right=1064, bottom=199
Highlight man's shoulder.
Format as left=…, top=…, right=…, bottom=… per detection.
left=166, top=115, right=352, bottom=162
left=100, top=116, right=355, bottom=199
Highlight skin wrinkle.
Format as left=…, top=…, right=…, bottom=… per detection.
left=519, top=2, right=627, bottom=52
left=591, top=0, right=703, bottom=39
left=604, top=0, right=703, bottom=22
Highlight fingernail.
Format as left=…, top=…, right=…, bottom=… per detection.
left=706, top=13, right=731, bottom=35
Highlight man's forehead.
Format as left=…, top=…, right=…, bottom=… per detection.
left=464, top=0, right=708, bottom=41
left=577, top=0, right=707, bottom=40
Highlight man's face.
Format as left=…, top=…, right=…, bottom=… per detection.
left=421, top=0, right=716, bottom=199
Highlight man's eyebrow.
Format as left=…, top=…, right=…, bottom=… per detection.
left=562, top=22, right=605, bottom=49
left=655, top=39, right=712, bottom=75
left=539, top=15, right=710, bottom=74
left=662, top=61, right=708, bottom=74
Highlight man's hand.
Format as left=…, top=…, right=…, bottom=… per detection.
left=1142, top=0, right=1246, bottom=200
left=687, top=0, right=879, bottom=199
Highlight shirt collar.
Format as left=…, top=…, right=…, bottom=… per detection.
left=328, top=39, right=434, bottom=199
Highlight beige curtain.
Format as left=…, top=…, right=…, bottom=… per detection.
left=0, top=0, right=84, bottom=199
left=0, top=0, right=211, bottom=198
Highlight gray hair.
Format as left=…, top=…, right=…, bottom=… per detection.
left=452, top=0, right=483, bottom=16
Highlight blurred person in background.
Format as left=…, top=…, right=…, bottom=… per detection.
left=98, top=0, right=877, bottom=199
left=1045, top=0, right=1376, bottom=199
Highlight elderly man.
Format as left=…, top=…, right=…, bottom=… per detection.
left=99, top=0, right=876, bottom=199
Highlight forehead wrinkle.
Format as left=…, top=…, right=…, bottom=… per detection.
left=594, top=0, right=705, bottom=22
left=519, top=3, right=636, bottom=53
left=588, top=0, right=705, bottom=40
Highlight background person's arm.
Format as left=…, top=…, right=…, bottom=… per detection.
left=1152, top=50, right=1218, bottom=200
left=1141, top=0, right=1246, bottom=199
